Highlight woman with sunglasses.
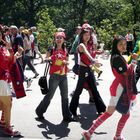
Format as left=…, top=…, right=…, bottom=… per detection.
left=82, top=36, right=138, bottom=140
left=35, top=31, right=76, bottom=122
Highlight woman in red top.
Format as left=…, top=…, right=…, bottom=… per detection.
left=82, top=36, right=138, bottom=140
left=69, top=28, right=106, bottom=116
left=0, top=30, right=21, bottom=136
left=35, top=32, right=76, bottom=122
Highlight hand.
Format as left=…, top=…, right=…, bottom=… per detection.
left=14, top=52, right=22, bottom=59
left=95, top=63, right=101, bottom=67
left=62, top=60, right=69, bottom=65
left=45, top=57, right=52, bottom=63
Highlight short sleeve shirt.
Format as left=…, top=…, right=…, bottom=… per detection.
left=111, top=54, right=127, bottom=74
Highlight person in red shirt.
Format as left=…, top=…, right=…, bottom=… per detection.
left=82, top=36, right=138, bottom=140
left=0, top=30, right=21, bottom=136
left=35, top=31, right=76, bottom=122
left=69, top=27, right=106, bottom=117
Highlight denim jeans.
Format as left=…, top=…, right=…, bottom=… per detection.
left=70, top=65, right=106, bottom=115
left=36, top=74, right=72, bottom=119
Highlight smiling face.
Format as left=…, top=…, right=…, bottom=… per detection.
left=117, top=40, right=127, bottom=53
left=55, top=36, right=64, bottom=46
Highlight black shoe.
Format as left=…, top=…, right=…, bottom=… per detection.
left=37, top=116, right=45, bottom=120
left=33, top=73, right=39, bottom=78
left=97, top=71, right=103, bottom=78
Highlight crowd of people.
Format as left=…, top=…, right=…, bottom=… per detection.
left=0, top=22, right=140, bottom=140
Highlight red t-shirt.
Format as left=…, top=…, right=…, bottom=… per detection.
left=0, top=46, right=14, bottom=82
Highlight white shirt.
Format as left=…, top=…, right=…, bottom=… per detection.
left=30, top=34, right=34, bottom=43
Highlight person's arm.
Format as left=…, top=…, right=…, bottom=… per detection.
left=113, top=54, right=137, bottom=76
left=78, top=43, right=95, bottom=63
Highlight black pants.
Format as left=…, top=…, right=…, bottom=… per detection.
left=36, top=74, right=72, bottom=119
left=69, top=66, right=106, bottom=115
left=23, top=55, right=37, bottom=73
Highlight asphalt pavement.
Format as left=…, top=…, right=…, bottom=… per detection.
left=0, top=54, right=140, bottom=140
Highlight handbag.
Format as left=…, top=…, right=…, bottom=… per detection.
left=38, top=62, right=50, bottom=95
left=116, top=87, right=130, bottom=114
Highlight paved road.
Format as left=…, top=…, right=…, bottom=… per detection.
left=0, top=54, right=140, bottom=140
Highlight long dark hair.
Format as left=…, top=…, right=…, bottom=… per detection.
left=111, top=35, right=125, bottom=56
left=79, top=29, right=92, bottom=45
left=110, top=35, right=126, bottom=65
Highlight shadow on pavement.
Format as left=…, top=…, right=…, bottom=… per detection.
left=78, top=103, right=98, bottom=130
left=0, top=127, right=24, bottom=139
left=78, top=103, right=107, bottom=136
left=36, top=119, right=70, bottom=139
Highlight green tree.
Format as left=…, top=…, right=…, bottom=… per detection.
left=37, top=7, right=56, bottom=52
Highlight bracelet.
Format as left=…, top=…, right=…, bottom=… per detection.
left=131, top=59, right=137, bottom=66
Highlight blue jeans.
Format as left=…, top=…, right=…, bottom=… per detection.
left=36, top=74, right=72, bottom=119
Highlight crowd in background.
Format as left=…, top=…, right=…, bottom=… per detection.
left=0, top=21, right=140, bottom=140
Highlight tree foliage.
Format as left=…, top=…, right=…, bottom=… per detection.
left=37, top=7, right=56, bottom=51
left=0, top=0, right=140, bottom=50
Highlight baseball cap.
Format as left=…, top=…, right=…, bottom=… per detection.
left=10, top=25, right=18, bottom=30
left=22, top=29, right=29, bottom=34
left=82, top=23, right=91, bottom=30
left=54, top=32, right=66, bottom=39
left=76, top=25, right=82, bottom=29
left=57, top=28, right=65, bottom=32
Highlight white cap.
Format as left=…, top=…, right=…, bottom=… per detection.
left=31, top=26, right=37, bottom=30
left=10, top=25, right=18, bottom=30
left=57, top=27, right=65, bottom=32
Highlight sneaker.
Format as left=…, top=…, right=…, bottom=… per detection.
left=4, top=126, right=21, bottom=136
left=97, top=71, right=103, bottom=78
left=26, top=78, right=32, bottom=88
left=114, top=135, right=125, bottom=140
left=33, top=73, right=39, bottom=78
left=81, top=131, right=91, bottom=140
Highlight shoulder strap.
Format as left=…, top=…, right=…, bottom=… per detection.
left=44, top=62, right=50, bottom=76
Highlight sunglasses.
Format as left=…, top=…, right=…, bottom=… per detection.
left=56, top=36, right=63, bottom=40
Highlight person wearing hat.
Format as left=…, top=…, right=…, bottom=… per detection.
left=57, top=27, right=65, bottom=32
left=35, top=31, right=77, bottom=122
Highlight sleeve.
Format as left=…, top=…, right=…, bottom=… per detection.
left=112, top=55, right=127, bottom=74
